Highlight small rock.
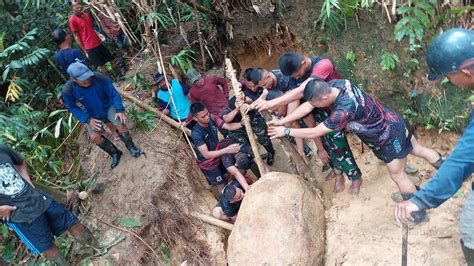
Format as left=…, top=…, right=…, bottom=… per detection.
left=79, top=191, right=88, bottom=200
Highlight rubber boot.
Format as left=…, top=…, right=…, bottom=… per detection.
left=431, top=152, right=446, bottom=169
left=97, top=137, right=122, bottom=168
left=118, top=131, right=141, bottom=157
left=74, top=227, right=101, bottom=251
left=250, top=162, right=261, bottom=179
left=400, top=192, right=428, bottom=223
left=263, top=144, right=275, bottom=166
left=461, top=239, right=474, bottom=266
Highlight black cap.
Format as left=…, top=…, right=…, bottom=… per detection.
left=235, top=152, right=251, bottom=170
left=426, top=28, right=474, bottom=81
left=152, top=72, right=165, bottom=85
left=249, top=68, right=264, bottom=85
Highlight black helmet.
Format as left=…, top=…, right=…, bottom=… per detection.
left=426, top=28, right=474, bottom=81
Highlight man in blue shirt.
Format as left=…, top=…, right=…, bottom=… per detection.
left=395, top=28, right=474, bottom=265
left=52, top=29, right=87, bottom=76
left=212, top=178, right=246, bottom=223
left=152, top=72, right=194, bottom=128
left=62, top=62, right=141, bottom=168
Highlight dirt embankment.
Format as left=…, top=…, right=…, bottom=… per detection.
left=77, top=123, right=226, bottom=265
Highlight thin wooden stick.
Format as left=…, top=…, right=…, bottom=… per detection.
left=402, top=224, right=408, bottom=266
left=224, top=58, right=267, bottom=175
left=117, top=90, right=192, bottom=136
left=190, top=0, right=207, bottom=69
left=191, top=212, right=233, bottom=231
left=95, top=217, right=161, bottom=262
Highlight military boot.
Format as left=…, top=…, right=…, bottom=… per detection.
left=97, top=137, right=123, bottom=168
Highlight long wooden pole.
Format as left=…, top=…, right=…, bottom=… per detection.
left=224, top=58, right=267, bottom=175
left=192, top=212, right=233, bottom=231
left=118, top=90, right=191, bottom=136
left=190, top=0, right=207, bottom=69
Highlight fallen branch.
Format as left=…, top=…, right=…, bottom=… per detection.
left=117, top=90, right=191, bottom=136
left=96, top=217, right=161, bottom=262
left=191, top=212, right=233, bottom=231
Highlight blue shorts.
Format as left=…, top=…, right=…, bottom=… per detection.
left=370, top=115, right=414, bottom=163
left=115, top=31, right=130, bottom=50
left=201, top=163, right=227, bottom=186
left=6, top=200, right=79, bottom=255
left=87, top=44, right=114, bottom=67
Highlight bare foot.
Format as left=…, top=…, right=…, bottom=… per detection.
left=325, top=170, right=336, bottom=181
left=348, top=179, right=363, bottom=195
left=333, top=174, right=345, bottom=193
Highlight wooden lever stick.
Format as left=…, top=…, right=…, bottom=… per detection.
left=224, top=58, right=267, bottom=175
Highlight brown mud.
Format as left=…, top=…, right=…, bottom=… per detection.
left=77, top=122, right=226, bottom=265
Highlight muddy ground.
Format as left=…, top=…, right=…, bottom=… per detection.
left=323, top=131, right=469, bottom=265
left=76, top=122, right=226, bottom=265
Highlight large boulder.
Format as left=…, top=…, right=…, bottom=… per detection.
left=227, top=172, right=325, bottom=265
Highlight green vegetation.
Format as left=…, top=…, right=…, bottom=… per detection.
left=404, top=86, right=472, bottom=133
left=170, top=47, right=196, bottom=72
left=345, top=50, right=356, bottom=65
left=380, top=52, right=399, bottom=71
left=394, top=0, right=436, bottom=51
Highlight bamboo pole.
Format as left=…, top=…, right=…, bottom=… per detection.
left=224, top=58, right=267, bottom=175
left=190, top=0, right=207, bottom=69
left=191, top=212, right=233, bottom=231
left=118, top=90, right=191, bottom=136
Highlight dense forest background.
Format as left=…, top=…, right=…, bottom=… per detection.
left=0, top=0, right=472, bottom=263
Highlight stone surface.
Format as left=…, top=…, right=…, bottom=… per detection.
left=227, top=171, right=325, bottom=265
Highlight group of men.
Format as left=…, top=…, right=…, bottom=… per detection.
left=0, top=16, right=472, bottom=264
left=53, top=1, right=131, bottom=79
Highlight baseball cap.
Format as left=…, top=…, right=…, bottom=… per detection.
left=186, top=68, right=201, bottom=84
left=235, top=152, right=252, bottom=170
left=426, top=28, right=474, bottom=81
left=249, top=68, right=264, bottom=85
left=152, top=72, right=165, bottom=85
left=67, top=62, right=94, bottom=81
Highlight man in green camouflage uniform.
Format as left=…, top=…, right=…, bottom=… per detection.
left=312, top=108, right=362, bottom=187
left=222, top=96, right=275, bottom=165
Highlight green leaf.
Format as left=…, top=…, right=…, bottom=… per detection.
left=418, top=2, right=435, bottom=17
left=2, top=224, right=9, bottom=238
left=467, top=95, right=474, bottom=102
left=414, top=9, right=430, bottom=27
left=396, top=6, right=412, bottom=15
left=54, top=117, right=63, bottom=139
left=412, top=19, right=424, bottom=42
left=49, top=109, right=67, bottom=117
left=117, top=217, right=141, bottom=228
left=10, top=60, right=23, bottom=69
left=2, top=66, right=10, bottom=81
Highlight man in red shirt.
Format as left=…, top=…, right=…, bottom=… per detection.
left=186, top=68, right=230, bottom=116
left=68, top=1, right=118, bottom=75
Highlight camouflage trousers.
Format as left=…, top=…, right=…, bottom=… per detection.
left=228, top=111, right=272, bottom=147
left=313, top=109, right=362, bottom=181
